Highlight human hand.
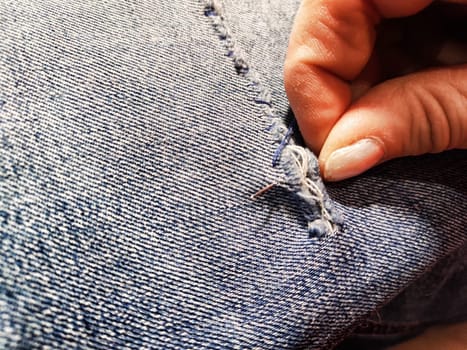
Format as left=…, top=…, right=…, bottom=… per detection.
left=284, top=0, right=467, bottom=181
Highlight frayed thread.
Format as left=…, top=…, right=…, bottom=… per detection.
left=282, top=146, right=342, bottom=236
left=203, top=1, right=250, bottom=77
left=202, top=0, right=341, bottom=237
left=272, top=120, right=296, bottom=167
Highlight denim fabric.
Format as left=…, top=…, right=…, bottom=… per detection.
left=335, top=240, right=467, bottom=349
left=0, top=1, right=466, bottom=349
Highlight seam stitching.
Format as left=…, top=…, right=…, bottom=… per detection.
left=202, top=0, right=342, bottom=236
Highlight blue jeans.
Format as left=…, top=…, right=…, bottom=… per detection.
left=1, top=0, right=466, bottom=349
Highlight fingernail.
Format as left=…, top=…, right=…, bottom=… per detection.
left=324, top=138, right=385, bottom=181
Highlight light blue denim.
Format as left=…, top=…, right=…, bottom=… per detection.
left=0, top=1, right=466, bottom=349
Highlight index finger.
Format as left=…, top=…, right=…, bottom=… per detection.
left=284, top=0, right=434, bottom=154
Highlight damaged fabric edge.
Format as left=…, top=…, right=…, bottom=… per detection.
left=201, top=0, right=343, bottom=237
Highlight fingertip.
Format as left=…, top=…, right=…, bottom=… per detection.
left=320, top=137, right=386, bottom=181
left=319, top=65, right=467, bottom=181
left=317, top=85, right=404, bottom=180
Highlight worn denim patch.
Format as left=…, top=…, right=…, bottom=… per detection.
left=0, top=1, right=466, bottom=349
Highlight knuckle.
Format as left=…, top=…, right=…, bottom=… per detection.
left=408, top=79, right=453, bottom=153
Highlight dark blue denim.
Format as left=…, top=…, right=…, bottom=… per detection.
left=0, top=0, right=466, bottom=349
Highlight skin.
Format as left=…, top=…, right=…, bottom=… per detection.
left=284, top=0, right=467, bottom=181
left=285, top=1, right=467, bottom=347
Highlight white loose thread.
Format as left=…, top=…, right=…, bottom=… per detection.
left=287, top=146, right=337, bottom=234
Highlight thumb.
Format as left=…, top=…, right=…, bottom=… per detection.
left=319, top=64, right=467, bottom=181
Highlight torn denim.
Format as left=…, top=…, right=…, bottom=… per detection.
left=0, top=0, right=466, bottom=349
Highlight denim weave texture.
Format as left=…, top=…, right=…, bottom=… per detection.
left=0, top=1, right=466, bottom=349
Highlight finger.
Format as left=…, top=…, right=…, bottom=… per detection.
left=284, top=0, right=434, bottom=154
left=319, top=64, right=467, bottom=182
left=284, top=0, right=380, bottom=153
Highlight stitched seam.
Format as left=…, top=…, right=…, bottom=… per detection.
left=202, top=0, right=342, bottom=236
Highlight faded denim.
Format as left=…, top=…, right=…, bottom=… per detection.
left=0, top=1, right=466, bottom=349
